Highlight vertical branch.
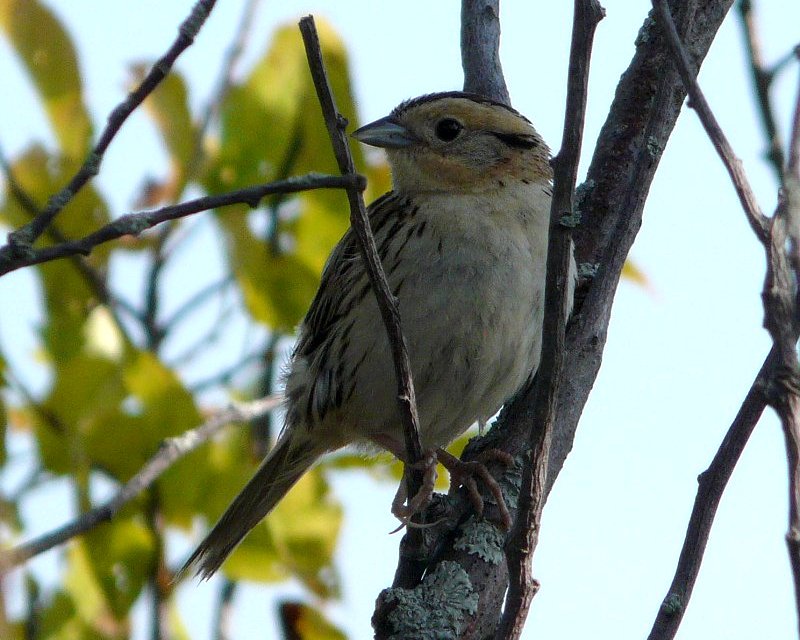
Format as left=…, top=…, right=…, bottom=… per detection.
left=298, top=17, right=424, bottom=477
left=495, top=2, right=604, bottom=638
left=461, top=0, right=510, bottom=104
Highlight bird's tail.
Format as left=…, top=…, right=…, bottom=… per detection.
left=182, top=431, right=320, bottom=580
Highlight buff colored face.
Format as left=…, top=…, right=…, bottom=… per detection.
left=353, top=94, right=552, bottom=194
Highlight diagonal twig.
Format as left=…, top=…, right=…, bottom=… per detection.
left=298, top=17, right=424, bottom=482
left=0, top=173, right=364, bottom=276
left=0, top=0, right=218, bottom=262
left=736, top=0, right=785, bottom=180
left=648, top=348, right=774, bottom=639
left=0, top=396, right=282, bottom=571
left=652, top=0, right=769, bottom=243
left=495, top=2, right=604, bottom=638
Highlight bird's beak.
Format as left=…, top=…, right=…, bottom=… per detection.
left=351, top=115, right=415, bottom=149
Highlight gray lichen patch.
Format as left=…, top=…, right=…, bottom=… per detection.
left=384, top=561, right=479, bottom=640
left=454, top=517, right=505, bottom=565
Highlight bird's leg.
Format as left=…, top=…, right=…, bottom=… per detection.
left=391, top=450, right=438, bottom=523
left=437, top=448, right=514, bottom=530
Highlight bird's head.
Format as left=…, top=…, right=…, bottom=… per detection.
left=352, top=91, right=551, bottom=195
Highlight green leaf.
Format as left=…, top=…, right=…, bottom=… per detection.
left=0, top=145, right=110, bottom=253
left=221, top=212, right=320, bottom=331
left=0, top=145, right=113, bottom=365
left=133, top=65, right=196, bottom=190
left=37, top=354, right=125, bottom=476
left=0, top=0, right=92, bottom=158
left=84, top=516, right=155, bottom=618
left=203, top=18, right=369, bottom=330
left=62, top=542, right=127, bottom=638
left=35, top=591, right=90, bottom=640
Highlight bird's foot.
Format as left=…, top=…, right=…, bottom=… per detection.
left=391, top=450, right=438, bottom=526
left=437, top=448, right=514, bottom=530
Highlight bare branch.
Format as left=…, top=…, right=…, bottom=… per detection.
left=298, top=18, right=424, bottom=476
left=648, top=348, right=773, bottom=639
left=0, top=141, right=141, bottom=326
left=789, top=57, right=800, bottom=178
left=461, top=0, right=510, bottom=104
left=496, top=2, right=604, bottom=638
left=736, top=0, right=785, bottom=180
left=0, top=173, right=364, bottom=276
left=0, top=396, right=282, bottom=571
left=163, top=275, right=235, bottom=331
left=0, top=0, right=219, bottom=259
left=761, top=181, right=800, bottom=631
left=655, top=0, right=800, bottom=633
left=652, top=0, right=769, bottom=242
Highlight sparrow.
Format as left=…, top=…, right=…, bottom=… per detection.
left=185, top=91, right=565, bottom=579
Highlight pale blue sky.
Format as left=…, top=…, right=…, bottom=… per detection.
left=1, top=1, right=798, bottom=638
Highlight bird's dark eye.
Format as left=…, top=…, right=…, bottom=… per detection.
left=434, top=118, right=463, bottom=142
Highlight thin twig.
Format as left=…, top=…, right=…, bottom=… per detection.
left=163, top=275, right=235, bottom=331
left=298, top=18, right=424, bottom=473
left=188, top=351, right=264, bottom=394
left=0, top=396, right=282, bottom=570
left=0, top=141, right=141, bottom=326
left=655, top=0, right=800, bottom=634
left=0, top=0, right=219, bottom=258
left=736, top=0, right=785, bottom=180
left=143, top=227, right=172, bottom=351
left=495, top=2, right=604, bottom=638
left=652, top=0, right=769, bottom=242
left=0, top=173, right=364, bottom=276
left=648, top=348, right=773, bottom=639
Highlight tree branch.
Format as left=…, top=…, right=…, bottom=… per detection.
left=461, top=0, right=510, bottom=104
left=736, top=0, right=785, bottom=181
left=0, top=141, right=141, bottom=327
left=0, top=0, right=219, bottom=259
left=0, top=396, right=282, bottom=571
left=0, top=173, right=364, bottom=276
left=298, top=17, right=424, bottom=482
left=653, top=0, right=800, bottom=633
left=648, top=348, right=773, bottom=639
left=652, top=0, right=769, bottom=242
left=496, top=3, right=604, bottom=638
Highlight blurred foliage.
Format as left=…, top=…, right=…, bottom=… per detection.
left=0, top=4, right=385, bottom=638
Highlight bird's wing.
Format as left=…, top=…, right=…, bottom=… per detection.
left=294, top=191, right=404, bottom=358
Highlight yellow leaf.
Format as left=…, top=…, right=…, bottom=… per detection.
left=279, top=601, right=347, bottom=640
left=622, top=259, right=651, bottom=290
left=0, top=0, right=92, bottom=158
left=132, top=65, right=196, bottom=193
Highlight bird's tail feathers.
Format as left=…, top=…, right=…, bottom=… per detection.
left=181, top=431, right=320, bottom=580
